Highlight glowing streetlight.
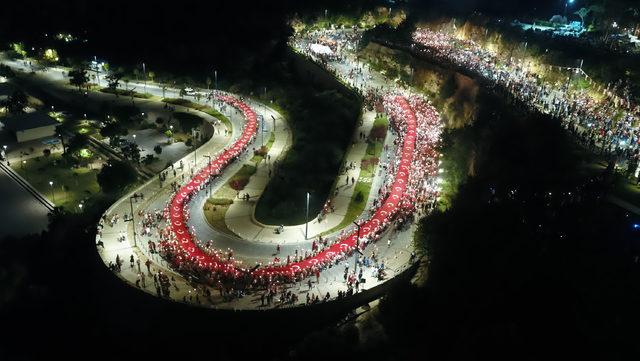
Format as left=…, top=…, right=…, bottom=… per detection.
left=49, top=181, right=55, bottom=203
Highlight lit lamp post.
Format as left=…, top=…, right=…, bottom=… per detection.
left=142, top=62, right=147, bottom=94
left=49, top=180, right=55, bottom=203
left=78, top=203, right=83, bottom=212
left=132, top=134, right=136, bottom=144
left=353, top=221, right=363, bottom=279
left=126, top=194, right=139, bottom=247
left=564, top=0, right=575, bottom=17
left=203, top=154, right=212, bottom=197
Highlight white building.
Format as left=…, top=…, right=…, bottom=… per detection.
left=2, top=111, right=58, bottom=143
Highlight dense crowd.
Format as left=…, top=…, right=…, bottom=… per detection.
left=149, top=90, right=440, bottom=294
left=412, top=28, right=640, bottom=167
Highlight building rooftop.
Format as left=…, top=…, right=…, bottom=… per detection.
left=2, top=111, right=58, bottom=132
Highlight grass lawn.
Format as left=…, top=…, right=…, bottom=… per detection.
left=14, top=153, right=100, bottom=211
left=100, top=87, right=155, bottom=99
left=321, top=125, right=387, bottom=235
left=201, top=163, right=258, bottom=236
left=162, top=98, right=232, bottom=130
left=203, top=201, right=236, bottom=237
left=228, top=164, right=257, bottom=190
left=250, top=132, right=276, bottom=164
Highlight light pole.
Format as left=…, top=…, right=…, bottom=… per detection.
left=305, top=192, right=310, bottom=240
left=126, top=194, right=139, bottom=247
left=142, top=62, right=147, bottom=94
left=49, top=180, right=55, bottom=203
left=203, top=154, right=212, bottom=197
left=78, top=203, right=83, bottom=212
left=192, top=128, right=198, bottom=169
left=353, top=221, right=362, bottom=279
left=214, top=70, right=218, bottom=91
left=564, top=0, right=575, bottom=17
left=94, top=56, right=100, bottom=87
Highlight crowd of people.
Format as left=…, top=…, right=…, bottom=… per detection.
left=153, top=90, right=440, bottom=296
left=101, top=27, right=443, bottom=307
left=411, top=27, right=640, bottom=168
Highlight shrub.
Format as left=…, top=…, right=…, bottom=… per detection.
left=206, top=198, right=234, bottom=206
left=254, top=146, right=268, bottom=157
left=229, top=178, right=249, bottom=191
left=153, top=145, right=162, bottom=155
left=354, top=191, right=364, bottom=203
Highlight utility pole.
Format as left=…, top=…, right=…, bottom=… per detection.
left=305, top=192, right=310, bottom=240
left=126, top=194, right=138, bottom=247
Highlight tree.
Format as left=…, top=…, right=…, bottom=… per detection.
left=121, top=142, right=141, bottom=163
left=206, top=77, right=212, bottom=90
left=100, top=121, right=126, bottom=139
left=0, top=64, right=16, bottom=78
left=1, top=89, right=28, bottom=114
left=106, top=71, right=124, bottom=95
left=147, top=71, right=155, bottom=84
left=68, top=67, right=89, bottom=92
left=42, top=48, right=59, bottom=65
left=9, top=42, right=27, bottom=58
left=574, top=7, right=591, bottom=27
left=67, top=133, right=89, bottom=155
left=97, top=160, right=137, bottom=193
left=154, top=145, right=163, bottom=155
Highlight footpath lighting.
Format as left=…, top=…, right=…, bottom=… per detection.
left=78, top=203, right=83, bottom=212
left=126, top=194, right=140, bottom=247
left=49, top=181, right=55, bottom=203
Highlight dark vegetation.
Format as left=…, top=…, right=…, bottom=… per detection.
left=252, top=60, right=362, bottom=224
left=287, top=90, right=640, bottom=361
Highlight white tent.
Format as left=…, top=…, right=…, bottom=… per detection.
left=309, top=43, right=333, bottom=56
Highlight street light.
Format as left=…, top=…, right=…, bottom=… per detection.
left=305, top=192, right=310, bottom=240
left=564, top=0, right=575, bottom=17
left=142, top=62, right=147, bottom=94
left=78, top=203, right=83, bottom=212
left=353, top=221, right=364, bottom=280
left=49, top=180, right=55, bottom=203
left=203, top=154, right=212, bottom=197
left=126, top=194, right=139, bottom=247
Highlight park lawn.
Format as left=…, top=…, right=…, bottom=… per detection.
left=250, top=132, right=276, bottom=164
left=201, top=164, right=258, bottom=236
left=203, top=201, right=236, bottom=237
left=228, top=164, right=257, bottom=190
left=14, top=154, right=100, bottom=211
left=162, top=98, right=232, bottom=130
left=321, top=140, right=385, bottom=236
left=100, top=87, right=154, bottom=99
